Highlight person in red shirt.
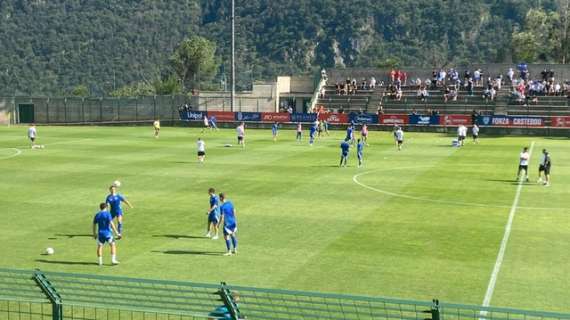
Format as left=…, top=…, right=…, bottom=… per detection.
left=390, top=69, right=396, bottom=83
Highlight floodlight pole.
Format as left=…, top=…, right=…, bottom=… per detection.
left=230, top=0, right=236, bottom=112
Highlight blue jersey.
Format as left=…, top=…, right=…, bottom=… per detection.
left=341, top=141, right=350, bottom=154
left=272, top=123, right=279, bottom=133
left=209, top=194, right=221, bottom=216
left=93, top=210, right=113, bottom=237
left=346, top=127, right=353, bottom=139
left=106, top=194, right=125, bottom=215
left=220, top=201, right=237, bottom=228
left=357, top=142, right=364, bottom=155
left=309, top=125, right=317, bottom=137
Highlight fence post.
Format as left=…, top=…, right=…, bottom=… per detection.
left=33, top=270, right=63, bottom=320
left=153, top=96, right=157, bottom=119
left=64, top=97, right=67, bottom=123
left=219, top=282, right=241, bottom=320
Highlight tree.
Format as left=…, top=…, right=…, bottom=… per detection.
left=512, top=31, right=539, bottom=62
left=170, top=36, right=218, bottom=92
left=70, top=85, right=89, bottom=97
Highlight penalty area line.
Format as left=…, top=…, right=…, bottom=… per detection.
left=481, top=141, right=535, bottom=311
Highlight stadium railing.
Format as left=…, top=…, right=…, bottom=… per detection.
left=1, top=268, right=569, bottom=320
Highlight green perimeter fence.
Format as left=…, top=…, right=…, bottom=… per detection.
left=1, top=268, right=569, bottom=320
left=0, top=95, right=275, bottom=124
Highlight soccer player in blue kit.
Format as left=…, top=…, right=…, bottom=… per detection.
left=206, top=188, right=221, bottom=239
left=346, top=125, right=355, bottom=145
left=309, top=122, right=317, bottom=146
left=92, top=203, right=121, bottom=266
left=219, top=193, right=238, bottom=256
left=105, top=185, right=134, bottom=237
left=272, top=122, right=279, bottom=142
left=340, top=140, right=350, bottom=167
left=356, top=138, right=364, bottom=167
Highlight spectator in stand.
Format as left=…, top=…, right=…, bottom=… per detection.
left=395, top=86, right=403, bottom=101
left=361, top=78, right=367, bottom=90
left=507, top=68, right=514, bottom=84
left=410, top=108, right=418, bottom=116
left=444, top=85, right=458, bottom=102
left=471, top=109, right=479, bottom=125
left=495, top=75, right=503, bottom=90
left=483, top=86, right=496, bottom=102
left=390, top=69, right=396, bottom=83
left=376, top=104, right=384, bottom=116
left=335, top=82, right=341, bottom=95
left=464, top=70, right=471, bottom=81
left=287, top=106, right=293, bottom=114
left=369, top=76, right=377, bottom=89
left=319, top=86, right=326, bottom=99
left=402, top=71, right=408, bottom=86
left=466, top=77, right=474, bottom=96
left=554, top=82, right=562, bottom=95
left=473, top=69, right=482, bottom=86
left=418, top=86, right=429, bottom=102
left=432, top=70, right=438, bottom=85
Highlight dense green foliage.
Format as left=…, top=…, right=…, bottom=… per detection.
left=0, top=126, right=569, bottom=311
left=0, top=0, right=568, bottom=96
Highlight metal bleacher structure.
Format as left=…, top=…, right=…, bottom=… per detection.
left=316, top=67, right=570, bottom=118
left=2, top=268, right=570, bottom=320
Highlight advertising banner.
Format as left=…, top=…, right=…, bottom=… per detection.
left=379, top=114, right=408, bottom=125
left=318, top=113, right=349, bottom=124
left=440, top=115, right=472, bottom=126
left=235, top=112, right=262, bottom=122
left=349, top=113, right=378, bottom=124
left=261, top=112, right=291, bottom=122
left=181, top=111, right=204, bottom=121
left=291, top=113, right=318, bottom=122
left=207, top=111, right=235, bottom=122
left=477, top=116, right=544, bottom=127
left=409, top=115, right=440, bottom=125
left=551, top=116, right=570, bottom=128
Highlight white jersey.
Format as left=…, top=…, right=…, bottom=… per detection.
left=197, top=140, right=205, bottom=152
left=28, top=127, right=37, bottom=138
left=395, top=129, right=404, bottom=141
left=153, top=120, right=160, bottom=128
left=236, top=125, right=244, bottom=137
left=519, top=152, right=530, bottom=166
left=539, top=154, right=547, bottom=166
left=458, top=126, right=467, bottom=137
left=203, top=117, right=209, bottom=126
left=472, top=126, right=479, bottom=136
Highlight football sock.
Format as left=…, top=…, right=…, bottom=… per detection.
left=118, top=223, right=123, bottom=234
left=225, top=239, right=231, bottom=251
left=231, top=236, right=237, bottom=249
left=98, top=256, right=103, bottom=265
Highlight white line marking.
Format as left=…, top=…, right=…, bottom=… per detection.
left=352, top=159, right=557, bottom=211
left=481, top=141, right=535, bottom=309
left=0, top=148, right=22, bottom=160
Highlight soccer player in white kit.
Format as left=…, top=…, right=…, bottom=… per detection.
left=457, top=125, right=467, bottom=146
left=28, top=124, right=38, bottom=148
left=516, top=147, right=530, bottom=182
left=153, top=120, right=160, bottom=138
left=395, top=127, right=404, bottom=151
left=236, top=122, right=245, bottom=148
left=201, top=115, right=210, bottom=133
left=472, top=125, right=479, bottom=144
left=197, top=138, right=206, bottom=163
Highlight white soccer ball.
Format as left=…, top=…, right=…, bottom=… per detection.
left=112, top=180, right=121, bottom=188
left=45, top=247, right=54, bottom=255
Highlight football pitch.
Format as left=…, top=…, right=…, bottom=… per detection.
left=0, top=125, right=568, bottom=312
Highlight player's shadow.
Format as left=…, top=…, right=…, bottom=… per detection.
left=485, top=179, right=528, bottom=185
left=55, top=234, right=93, bottom=238
left=152, top=234, right=208, bottom=239
left=154, top=250, right=224, bottom=256
left=35, top=259, right=99, bottom=266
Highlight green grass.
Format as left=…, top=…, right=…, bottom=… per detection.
left=0, top=125, right=569, bottom=312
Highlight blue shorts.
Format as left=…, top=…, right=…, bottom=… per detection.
left=111, top=211, right=123, bottom=218
left=341, top=152, right=348, bottom=157
left=223, top=225, right=237, bottom=236
left=357, top=152, right=363, bottom=160
left=208, top=212, right=220, bottom=224
left=97, top=234, right=114, bottom=245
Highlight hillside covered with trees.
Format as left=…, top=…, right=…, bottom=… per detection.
left=0, top=0, right=568, bottom=96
